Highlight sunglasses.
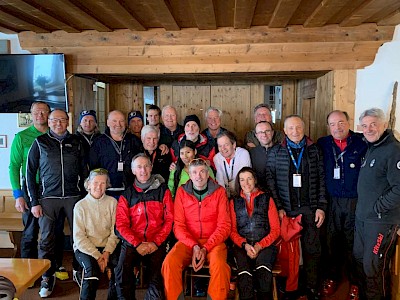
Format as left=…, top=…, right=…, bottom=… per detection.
left=189, top=158, right=208, bottom=167
left=90, top=168, right=109, bottom=175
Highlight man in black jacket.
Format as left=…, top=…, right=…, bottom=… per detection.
left=354, top=108, right=400, bottom=300
left=27, top=109, right=87, bottom=298
left=266, top=115, right=327, bottom=300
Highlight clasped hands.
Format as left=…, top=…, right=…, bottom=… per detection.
left=192, top=245, right=207, bottom=272
left=136, top=242, right=158, bottom=256
left=97, top=251, right=110, bottom=273
left=244, top=243, right=261, bottom=259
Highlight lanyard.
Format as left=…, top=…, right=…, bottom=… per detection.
left=332, top=144, right=346, bottom=167
left=147, top=150, right=157, bottom=165
left=107, top=135, right=124, bottom=161
left=287, top=146, right=304, bottom=173
left=223, top=157, right=235, bottom=183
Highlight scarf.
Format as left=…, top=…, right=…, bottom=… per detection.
left=286, top=136, right=306, bottom=149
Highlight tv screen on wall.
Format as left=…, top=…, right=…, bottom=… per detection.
left=0, top=54, right=68, bottom=113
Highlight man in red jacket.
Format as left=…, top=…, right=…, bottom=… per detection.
left=115, top=153, right=173, bottom=299
left=162, top=158, right=231, bottom=300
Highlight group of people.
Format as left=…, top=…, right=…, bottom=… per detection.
left=8, top=100, right=400, bottom=300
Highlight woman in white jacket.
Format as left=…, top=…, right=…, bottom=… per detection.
left=73, top=168, right=119, bottom=300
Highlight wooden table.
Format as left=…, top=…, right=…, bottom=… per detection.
left=0, top=258, right=50, bottom=297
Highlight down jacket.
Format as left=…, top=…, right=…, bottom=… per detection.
left=266, top=137, right=327, bottom=213
left=115, top=176, right=173, bottom=247
left=174, top=179, right=231, bottom=252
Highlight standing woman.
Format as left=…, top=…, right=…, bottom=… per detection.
left=168, top=140, right=214, bottom=197
left=73, top=168, right=120, bottom=300
left=230, top=167, right=280, bottom=300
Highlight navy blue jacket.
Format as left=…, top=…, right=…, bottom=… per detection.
left=317, top=131, right=367, bottom=199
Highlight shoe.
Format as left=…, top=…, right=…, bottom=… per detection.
left=39, top=274, right=56, bottom=298
left=55, top=266, right=69, bottom=280
left=347, top=285, right=359, bottom=300
left=72, top=269, right=82, bottom=288
left=195, top=288, right=206, bottom=297
left=321, top=279, right=338, bottom=296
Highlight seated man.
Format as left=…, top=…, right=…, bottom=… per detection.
left=115, top=154, right=173, bottom=299
left=162, top=158, right=231, bottom=300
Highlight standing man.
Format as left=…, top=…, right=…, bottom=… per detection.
left=146, top=105, right=161, bottom=128
left=244, top=104, right=283, bottom=149
left=202, top=107, right=227, bottom=151
left=90, top=110, right=141, bottom=199
left=266, top=115, right=327, bottom=299
left=317, top=110, right=367, bottom=298
left=159, top=105, right=184, bottom=148
left=76, top=109, right=101, bottom=166
left=128, top=110, right=144, bottom=138
left=115, top=154, right=173, bottom=299
left=9, top=101, right=50, bottom=259
left=354, top=108, right=400, bottom=300
left=249, top=121, right=276, bottom=189
left=162, top=158, right=231, bottom=300
left=26, top=109, right=86, bottom=297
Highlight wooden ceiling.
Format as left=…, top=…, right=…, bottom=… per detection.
left=0, top=0, right=399, bottom=34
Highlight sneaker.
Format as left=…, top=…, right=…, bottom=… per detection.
left=72, top=270, right=82, bottom=288
left=55, top=266, right=69, bottom=280
left=321, top=279, right=338, bottom=296
left=39, top=274, right=56, bottom=298
left=347, top=285, right=360, bottom=300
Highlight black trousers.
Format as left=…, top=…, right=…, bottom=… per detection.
left=233, top=244, right=277, bottom=300
left=20, top=182, right=65, bottom=268
left=353, top=218, right=398, bottom=300
left=325, top=196, right=357, bottom=283
left=75, top=246, right=120, bottom=300
left=38, top=196, right=80, bottom=277
left=115, top=241, right=165, bottom=300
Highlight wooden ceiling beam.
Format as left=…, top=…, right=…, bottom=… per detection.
left=377, top=9, right=400, bottom=26
left=340, top=0, right=399, bottom=27
left=304, top=0, right=351, bottom=27
left=143, top=0, right=180, bottom=31
left=84, top=0, right=145, bottom=31
left=2, top=0, right=80, bottom=33
left=187, top=0, right=217, bottom=30
left=234, top=0, right=257, bottom=29
left=0, top=9, right=49, bottom=32
left=0, top=24, right=16, bottom=34
left=44, top=0, right=112, bottom=32
left=269, top=0, right=302, bottom=28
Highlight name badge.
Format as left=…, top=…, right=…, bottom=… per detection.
left=118, top=161, right=124, bottom=172
left=333, top=167, right=340, bottom=179
left=293, top=174, right=302, bottom=187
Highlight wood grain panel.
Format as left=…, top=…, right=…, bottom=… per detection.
left=269, top=0, right=303, bottom=27
left=108, top=83, right=144, bottom=116
left=211, top=85, right=252, bottom=146
left=234, top=0, right=257, bottom=29
left=72, top=76, right=97, bottom=129
left=187, top=0, right=217, bottom=29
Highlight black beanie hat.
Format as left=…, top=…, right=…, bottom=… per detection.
left=183, top=114, right=201, bottom=128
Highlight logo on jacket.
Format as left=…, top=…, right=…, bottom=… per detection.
left=370, top=159, right=375, bottom=167
left=397, top=161, right=400, bottom=170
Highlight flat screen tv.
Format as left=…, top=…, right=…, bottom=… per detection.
left=0, top=53, right=68, bottom=113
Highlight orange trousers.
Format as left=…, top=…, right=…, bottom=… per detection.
left=162, top=241, right=230, bottom=300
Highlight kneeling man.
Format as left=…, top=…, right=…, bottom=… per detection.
left=162, top=158, right=231, bottom=300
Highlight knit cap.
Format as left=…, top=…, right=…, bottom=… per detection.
left=128, top=110, right=143, bottom=124
left=183, top=114, right=201, bottom=128
left=79, top=110, right=97, bottom=123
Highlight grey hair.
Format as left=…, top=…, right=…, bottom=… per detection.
left=253, top=104, right=271, bottom=115
left=205, top=107, right=222, bottom=118
left=84, top=168, right=111, bottom=191
left=161, top=105, right=177, bottom=116
left=359, top=108, right=386, bottom=123
left=284, top=114, right=305, bottom=129
left=141, top=125, right=160, bottom=141
left=131, top=153, right=152, bottom=169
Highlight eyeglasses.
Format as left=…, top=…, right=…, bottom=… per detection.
left=49, top=118, right=68, bottom=124
left=189, top=158, right=209, bottom=168
left=256, top=130, right=273, bottom=135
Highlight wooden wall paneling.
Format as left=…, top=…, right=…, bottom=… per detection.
left=302, top=98, right=311, bottom=137
left=211, top=85, right=252, bottom=146
left=108, top=83, right=143, bottom=116
left=159, top=84, right=173, bottom=108
left=280, top=81, right=296, bottom=130
left=332, top=70, right=357, bottom=130
left=315, top=72, right=334, bottom=139
left=72, top=76, right=97, bottom=129
left=171, top=85, right=211, bottom=125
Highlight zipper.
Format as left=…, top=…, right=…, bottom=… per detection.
left=198, top=201, right=202, bottom=239
left=60, top=141, right=65, bottom=196
left=143, top=201, right=149, bottom=241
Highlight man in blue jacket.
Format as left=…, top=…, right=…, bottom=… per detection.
left=355, top=108, right=400, bottom=300
left=317, top=110, right=367, bottom=299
